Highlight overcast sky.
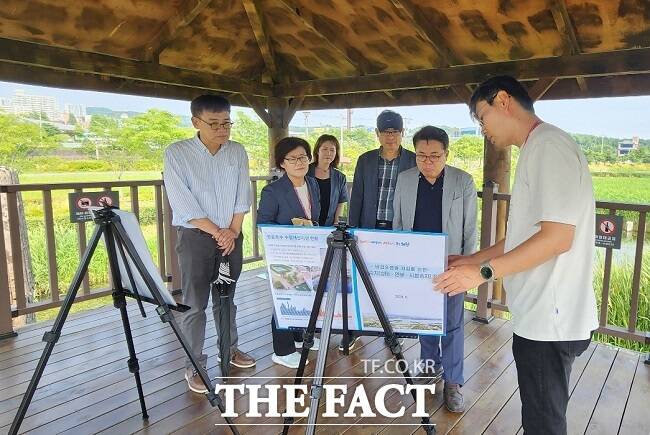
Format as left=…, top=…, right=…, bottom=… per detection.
left=2, top=80, right=649, bottom=139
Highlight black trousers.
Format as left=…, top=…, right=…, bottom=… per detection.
left=512, top=333, right=591, bottom=435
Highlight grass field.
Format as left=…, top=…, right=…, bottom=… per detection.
left=8, top=168, right=650, bottom=351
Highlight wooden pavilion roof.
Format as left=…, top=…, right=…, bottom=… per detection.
left=1, top=0, right=650, bottom=109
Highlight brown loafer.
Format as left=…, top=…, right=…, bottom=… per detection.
left=185, top=367, right=208, bottom=394
left=229, top=349, right=256, bottom=368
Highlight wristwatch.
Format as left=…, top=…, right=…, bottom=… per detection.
left=479, top=261, right=496, bottom=283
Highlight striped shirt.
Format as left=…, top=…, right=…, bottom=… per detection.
left=376, top=150, right=401, bottom=221
left=163, top=135, right=251, bottom=228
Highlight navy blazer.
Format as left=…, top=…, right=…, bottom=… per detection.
left=307, top=164, right=349, bottom=226
left=348, top=147, right=417, bottom=228
left=257, top=174, right=321, bottom=225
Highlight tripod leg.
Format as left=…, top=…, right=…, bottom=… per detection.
left=113, top=291, right=149, bottom=419
left=281, top=240, right=337, bottom=435
left=110, top=219, right=240, bottom=435
left=305, top=250, right=342, bottom=435
left=9, top=225, right=104, bottom=435
left=340, top=251, right=351, bottom=355
left=104, top=223, right=149, bottom=419
left=348, top=241, right=436, bottom=435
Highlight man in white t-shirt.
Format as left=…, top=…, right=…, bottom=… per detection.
left=433, top=75, right=598, bottom=435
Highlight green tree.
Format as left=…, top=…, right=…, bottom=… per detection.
left=83, top=115, right=118, bottom=159
left=0, top=113, right=61, bottom=165
left=22, top=111, right=49, bottom=121
left=230, top=111, right=269, bottom=175
left=117, top=110, right=191, bottom=161
left=450, top=135, right=483, bottom=168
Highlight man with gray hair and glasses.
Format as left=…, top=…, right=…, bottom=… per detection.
left=164, top=94, right=256, bottom=395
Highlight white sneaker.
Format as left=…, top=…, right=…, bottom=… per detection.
left=338, top=335, right=361, bottom=352
left=272, top=352, right=309, bottom=369
left=295, top=337, right=320, bottom=351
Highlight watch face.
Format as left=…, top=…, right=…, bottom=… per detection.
left=480, top=265, right=493, bottom=280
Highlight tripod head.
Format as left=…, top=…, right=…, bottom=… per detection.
left=334, top=219, right=351, bottom=232
left=91, top=204, right=119, bottom=224
left=330, top=219, right=354, bottom=244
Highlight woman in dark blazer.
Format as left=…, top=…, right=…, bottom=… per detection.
left=307, top=134, right=349, bottom=227
left=257, top=137, right=321, bottom=369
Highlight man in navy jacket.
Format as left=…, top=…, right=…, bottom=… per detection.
left=349, top=110, right=416, bottom=230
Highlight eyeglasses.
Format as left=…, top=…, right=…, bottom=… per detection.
left=416, top=154, right=445, bottom=163
left=284, top=155, right=310, bottom=165
left=475, top=89, right=507, bottom=132
left=195, top=117, right=234, bottom=130
left=379, top=130, right=402, bottom=137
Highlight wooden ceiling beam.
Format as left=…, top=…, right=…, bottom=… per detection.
left=389, top=0, right=460, bottom=65
left=284, top=96, right=304, bottom=128
left=0, top=37, right=274, bottom=97
left=549, top=0, right=588, bottom=92
left=240, top=94, right=271, bottom=126
left=276, top=47, right=650, bottom=97
left=528, top=77, right=558, bottom=101
left=242, top=0, right=278, bottom=81
left=144, top=0, right=213, bottom=62
left=277, top=0, right=362, bottom=73
left=301, top=88, right=461, bottom=110
left=0, top=62, right=251, bottom=106
left=389, top=0, right=471, bottom=102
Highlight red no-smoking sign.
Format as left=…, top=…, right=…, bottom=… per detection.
left=68, top=191, right=120, bottom=223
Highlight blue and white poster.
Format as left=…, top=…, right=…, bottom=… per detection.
left=260, top=225, right=358, bottom=331
left=352, top=229, right=446, bottom=336
left=260, top=226, right=446, bottom=335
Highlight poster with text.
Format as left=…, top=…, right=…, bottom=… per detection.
left=352, top=229, right=446, bottom=336
left=260, top=225, right=359, bottom=331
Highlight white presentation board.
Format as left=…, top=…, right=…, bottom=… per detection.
left=260, top=225, right=446, bottom=335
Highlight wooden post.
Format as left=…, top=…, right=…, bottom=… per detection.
left=474, top=181, right=498, bottom=323
left=267, top=98, right=288, bottom=170
left=0, top=167, right=36, bottom=326
left=482, top=138, right=510, bottom=304
left=0, top=190, right=16, bottom=339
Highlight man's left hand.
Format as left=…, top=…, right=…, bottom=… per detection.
left=433, top=264, right=484, bottom=296
left=214, top=229, right=238, bottom=255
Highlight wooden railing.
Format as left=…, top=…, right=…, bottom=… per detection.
left=1, top=176, right=647, bottom=348
left=0, top=176, right=271, bottom=338
left=467, top=182, right=650, bottom=347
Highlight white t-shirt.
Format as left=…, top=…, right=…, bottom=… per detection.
left=295, top=182, right=312, bottom=220
left=503, top=123, right=598, bottom=341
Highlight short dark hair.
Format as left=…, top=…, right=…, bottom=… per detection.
left=274, top=137, right=312, bottom=169
left=190, top=94, right=231, bottom=117
left=469, top=75, right=534, bottom=119
left=313, top=134, right=341, bottom=168
left=412, top=126, right=449, bottom=150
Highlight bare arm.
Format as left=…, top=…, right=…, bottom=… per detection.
left=436, top=222, right=574, bottom=295
left=490, top=221, right=574, bottom=278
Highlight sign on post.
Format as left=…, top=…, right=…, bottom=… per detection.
left=595, top=214, right=623, bottom=249
left=68, top=191, right=120, bottom=223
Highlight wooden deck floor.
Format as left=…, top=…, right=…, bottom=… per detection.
left=0, top=268, right=648, bottom=435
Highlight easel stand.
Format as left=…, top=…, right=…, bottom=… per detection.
left=282, top=223, right=436, bottom=435
left=9, top=207, right=239, bottom=435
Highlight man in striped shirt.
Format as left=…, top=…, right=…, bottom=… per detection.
left=163, top=95, right=255, bottom=394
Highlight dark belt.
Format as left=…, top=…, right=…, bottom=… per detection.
left=375, top=220, right=393, bottom=230
left=179, top=227, right=213, bottom=237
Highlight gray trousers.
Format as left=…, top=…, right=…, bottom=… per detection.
left=176, top=227, right=243, bottom=369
